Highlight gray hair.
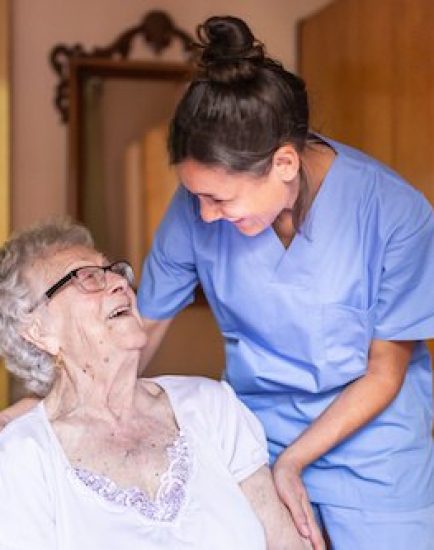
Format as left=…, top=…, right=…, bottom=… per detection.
left=0, top=219, right=93, bottom=396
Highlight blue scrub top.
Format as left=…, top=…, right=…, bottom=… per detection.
left=137, top=138, right=434, bottom=511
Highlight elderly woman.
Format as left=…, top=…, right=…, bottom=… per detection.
left=0, top=221, right=315, bottom=550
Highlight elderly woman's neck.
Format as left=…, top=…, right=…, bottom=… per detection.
left=44, top=354, right=142, bottom=423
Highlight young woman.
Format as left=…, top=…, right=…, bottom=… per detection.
left=136, top=15, right=434, bottom=550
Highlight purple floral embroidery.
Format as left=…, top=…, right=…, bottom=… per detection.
left=73, top=432, right=190, bottom=521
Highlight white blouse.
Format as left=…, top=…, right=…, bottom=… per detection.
left=0, top=376, right=268, bottom=550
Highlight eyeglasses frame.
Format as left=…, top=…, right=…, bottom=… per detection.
left=28, top=260, right=134, bottom=313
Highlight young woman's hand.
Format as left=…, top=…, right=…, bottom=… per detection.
left=0, top=397, right=39, bottom=431
left=0, top=412, right=11, bottom=431
left=273, top=453, right=325, bottom=550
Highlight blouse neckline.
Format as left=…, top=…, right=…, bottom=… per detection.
left=37, top=390, right=193, bottom=523
left=72, top=431, right=191, bottom=522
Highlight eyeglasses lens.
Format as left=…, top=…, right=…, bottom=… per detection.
left=76, top=267, right=106, bottom=292
left=73, top=262, right=134, bottom=293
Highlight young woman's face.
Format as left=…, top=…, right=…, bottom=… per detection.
left=177, top=158, right=299, bottom=236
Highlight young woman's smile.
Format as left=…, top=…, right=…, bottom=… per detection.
left=177, top=159, right=298, bottom=237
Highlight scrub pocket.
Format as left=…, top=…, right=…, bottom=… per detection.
left=320, top=303, right=375, bottom=389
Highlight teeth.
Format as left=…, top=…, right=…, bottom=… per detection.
left=108, top=305, right=130, bottom=319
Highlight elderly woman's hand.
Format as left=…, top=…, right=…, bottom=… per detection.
left=273, top=452, right=325, bottom=550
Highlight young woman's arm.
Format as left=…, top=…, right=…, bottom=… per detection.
left=138, top=316, right=173, bottom=376
left=273, top=339, right=413, bottom=541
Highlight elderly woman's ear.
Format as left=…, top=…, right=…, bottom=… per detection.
left=20, top=317, right=59, bottom=356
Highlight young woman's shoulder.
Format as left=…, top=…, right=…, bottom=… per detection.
left=330, top=137, right=423, bottom=194
left=326, top=136, right=432, bottom=226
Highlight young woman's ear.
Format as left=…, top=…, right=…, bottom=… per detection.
left=272, top=144, right=300, bottom=182
left=20, top=318, right=59, bottom=356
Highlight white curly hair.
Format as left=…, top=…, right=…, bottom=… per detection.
left=0, top=219, right=93, bottom=396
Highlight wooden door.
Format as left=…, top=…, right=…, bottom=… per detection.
left=298, top=0, right=434, bottom=358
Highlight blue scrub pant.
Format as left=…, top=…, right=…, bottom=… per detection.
left=312, top=502, right=434, bottom=550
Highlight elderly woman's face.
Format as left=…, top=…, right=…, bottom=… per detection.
left=27, top=245, right=147, bottom=363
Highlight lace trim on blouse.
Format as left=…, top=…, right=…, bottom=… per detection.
left=72, top=431, right=190, bottom=522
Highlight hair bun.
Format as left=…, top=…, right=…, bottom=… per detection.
left=196, top=16, right=264, bottom=83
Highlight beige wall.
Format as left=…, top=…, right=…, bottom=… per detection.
left=11, top=0, right=331, bottom=229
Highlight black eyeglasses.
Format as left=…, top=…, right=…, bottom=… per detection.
left=28, top=260, right=134, bottom=313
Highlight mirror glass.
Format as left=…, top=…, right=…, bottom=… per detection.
left=80, top=75, right=188, bottom=276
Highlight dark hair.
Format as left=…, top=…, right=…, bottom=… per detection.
left=168, top=15, right=311, bottom=230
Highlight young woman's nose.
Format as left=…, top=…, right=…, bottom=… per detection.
left=200, top=199, right=223, bottom=223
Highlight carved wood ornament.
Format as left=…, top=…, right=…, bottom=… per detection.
left=49, top=10, right=195, bottom=123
